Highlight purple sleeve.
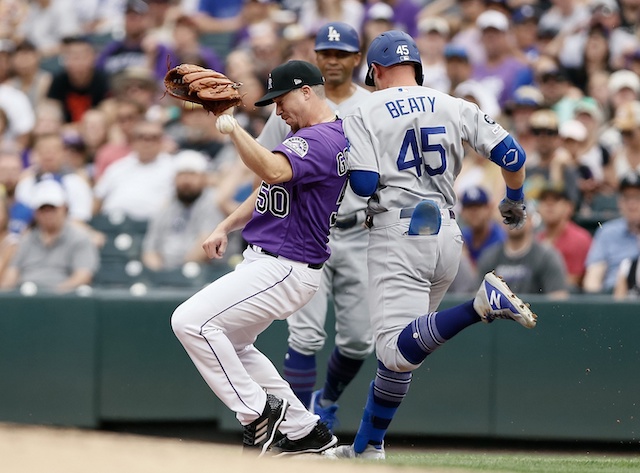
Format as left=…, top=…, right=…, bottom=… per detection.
left=273, top=130, right=333, bottom=185
left=199, top=47, right=225, bottom=73
left=95, top=41, right=120, bottom=69
left=154, top=45, right=175, bottom=80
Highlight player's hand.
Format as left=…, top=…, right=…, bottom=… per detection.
left=202, top=228, right=228, bottom=259
left=499, top=198, right=527, bottom=230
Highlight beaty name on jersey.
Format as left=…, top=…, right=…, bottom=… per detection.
left=385, top=95, right=435, bottom=119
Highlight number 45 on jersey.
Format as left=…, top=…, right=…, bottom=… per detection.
left=397, top=127, right=447, bottom=177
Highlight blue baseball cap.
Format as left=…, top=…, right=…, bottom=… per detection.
left=506, top=85, right=543, bottom=111
left=444, top=44, right=469, bottom=61
left=461, top=186, right=490, bottom=206
left=314, top=22, right=360, bottom=53
left=512, top=4, right=540, bottom=24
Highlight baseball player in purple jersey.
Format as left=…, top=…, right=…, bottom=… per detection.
left=257, top=22, right=374, bottom=432
left=325, top=31, right=537, bottom=460
left=171, top=60, right=347, bottom=456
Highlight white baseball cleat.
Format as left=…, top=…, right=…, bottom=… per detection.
left=473, top=272, right=537, bottom=329
left=322, top=443, right=385, bottom=460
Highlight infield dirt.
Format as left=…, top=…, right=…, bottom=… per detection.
left=0, top=423, right=457, bottom=473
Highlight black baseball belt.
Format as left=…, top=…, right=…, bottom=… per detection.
left=334, top=210, right=366, bottom=230
left=250, top=245, right=324, bottom=270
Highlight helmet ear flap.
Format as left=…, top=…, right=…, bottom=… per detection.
left=365, top=64, right=376, bottom=87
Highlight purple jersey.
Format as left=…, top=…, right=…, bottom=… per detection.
left=472, top=57, right=533, bottom=107
left=242, top=120, right=348, bottom=265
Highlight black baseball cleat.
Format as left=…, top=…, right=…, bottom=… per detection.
left=268, top=421, right=338, bottom=457
left=242, top=394, right=289, bottom=457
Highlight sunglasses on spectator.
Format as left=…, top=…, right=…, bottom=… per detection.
left=620, top=129, right=636, bottom=137
left=117, top=113, right=138, bottom=122
left=539, top=73, right=566, bottom=83
left=531, top=128, right=558, bottom=136
left=134, top=133, right=162, bottom=141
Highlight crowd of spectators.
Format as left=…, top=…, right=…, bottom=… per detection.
left=0, top=0, right=639, bottom=298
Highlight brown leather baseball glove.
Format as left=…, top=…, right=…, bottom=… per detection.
left=164, top=64, right=243, bottom=115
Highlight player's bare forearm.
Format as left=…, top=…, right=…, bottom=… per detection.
left=202, top=188, right=259, bottom=259
left=501, top=166, right=525, bottom=195
left=227, top=126, right=293, bottom=184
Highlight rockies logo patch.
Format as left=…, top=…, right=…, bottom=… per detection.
left=484, top=114, right=496, bottom=125
left=283, top=137, right=309, bottom=157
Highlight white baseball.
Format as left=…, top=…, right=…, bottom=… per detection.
left=20, top=281, right=38, bottom=296
left=216, top=114, right=237, bottom=134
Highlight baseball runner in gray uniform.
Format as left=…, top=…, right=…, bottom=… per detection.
left=171, top=61, right=347, bottom=456
left=325, top=31, right=537, bottom=459
left=257, top=22, right=373, bottom=431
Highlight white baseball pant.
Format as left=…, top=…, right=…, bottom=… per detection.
left=366, top=208, right=463, bottom=372
left=171, top=247, right=321, bottom=438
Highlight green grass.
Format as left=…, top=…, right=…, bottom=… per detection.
left=383, top=451, right=640, bottom=473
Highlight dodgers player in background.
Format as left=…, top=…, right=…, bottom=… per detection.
left=171, top=60, right=346, bottom=457
left=258, top=22, right=373, bottom=431
left=326, top=31, right=537, bottom=459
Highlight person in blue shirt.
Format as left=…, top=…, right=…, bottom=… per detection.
left=460, top=185, right=507, bottom=265
left=584, top=170, right=640, bottom=293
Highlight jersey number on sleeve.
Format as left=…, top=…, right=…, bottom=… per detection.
left=396, top=126, right=447, bottom=177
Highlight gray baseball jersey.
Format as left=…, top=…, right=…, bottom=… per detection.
left=343, top=85, right=508, bottom=213
left=343, top=85, right=508, bottom=371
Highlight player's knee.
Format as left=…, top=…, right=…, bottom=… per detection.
left=377, top=356, right=415, bottom=372
left=338, top=338, right=375, bottom=359
left=170, top=301, right=193, bottom=340
left=375, top=340, right=417, bottom=373
left=289, top=333, right=325, bottom=354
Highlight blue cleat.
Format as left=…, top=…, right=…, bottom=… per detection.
left=310, top=389, right=339, bottom=432
left=473, top=271, right=537, bottom=328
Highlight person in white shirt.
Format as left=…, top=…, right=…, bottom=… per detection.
left=15, top=133, right=92, bottom=223
left=94, top=120, right=175, bottom=221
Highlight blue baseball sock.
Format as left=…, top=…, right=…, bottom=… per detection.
left=353, top=362, right=412, bottom=453
left=397, top=300, right=479, bottom=365
left=283, top=347, right=316, bottom=408
left=320, top=347, right=365, bottom=405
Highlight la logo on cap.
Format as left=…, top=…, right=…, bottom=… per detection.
left=327, top=26, right=340, bottom=41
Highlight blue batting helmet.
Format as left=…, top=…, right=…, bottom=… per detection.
left=365, top=30, right=423, bottom=86
left=315, top=22, right=361, bottom=53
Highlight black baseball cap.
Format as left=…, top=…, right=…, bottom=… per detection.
left=126, top=0, right=149, bottom=14
left=619, top=170, right=640, bottom=191
left=255, top=60, right=325, bottom=107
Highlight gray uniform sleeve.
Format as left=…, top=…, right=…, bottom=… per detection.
left=343, top=113, right=379, bottom=173
left=256, top=109, right=291, bottom=150
left=459, top=99, right=508, bottom=158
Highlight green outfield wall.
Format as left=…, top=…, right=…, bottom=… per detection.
left=0, top=290, right=638, bottom=443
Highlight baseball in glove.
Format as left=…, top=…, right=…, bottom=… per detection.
left=164, top=64, right=243, bottom=115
